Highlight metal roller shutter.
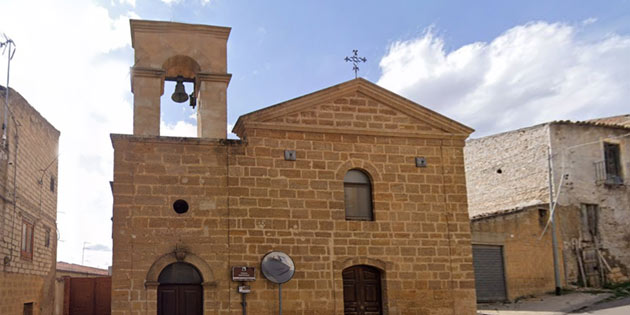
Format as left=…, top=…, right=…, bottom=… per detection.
left=472, top=244, right=507, bottom=302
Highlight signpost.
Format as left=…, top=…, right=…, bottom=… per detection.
left=231, top=266, right=255, bottom=315
left=232, top=266, right=256, bottom=282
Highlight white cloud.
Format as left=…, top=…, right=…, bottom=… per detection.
left=227, top=123, right=238, bottom=139
left=161, top=119, right=197, bottom=137
left=377, top=21, right=630, bottom=137
left=582, top=17, right=598, bottom=25
left=0, top=0, right=137, bottom=269
left=161, top=0, right=181, bottom=5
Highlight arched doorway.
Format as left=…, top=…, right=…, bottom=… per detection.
left=157, top=262, right=203, bottom=315
left=342, top=265, right=383, bottom=315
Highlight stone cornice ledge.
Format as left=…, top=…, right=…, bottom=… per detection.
left=130, top=19, right=231, bottom=46
left=110, top=133, right=243, bottom=147
left=196, top=72, right=232, bottom=85
left=240, top=122, right=470, bottom=140
left=130, top=67, right=166, bottom=78
left=130, top=67, right=166, bottom=94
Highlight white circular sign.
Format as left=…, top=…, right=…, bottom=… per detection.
left=261, top=251, right=295, bottom=284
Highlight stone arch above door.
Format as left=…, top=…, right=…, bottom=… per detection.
left=145, top=248, right=216, bottom=288
left=335, top=256, right=390, bottom=272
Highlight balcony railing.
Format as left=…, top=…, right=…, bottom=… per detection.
left=594, top=160, right=624, bottom=186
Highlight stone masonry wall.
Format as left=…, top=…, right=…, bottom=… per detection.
left=111, top=93, right=476, bottom=314
left=472, top=206, right=564, bottom=300
left=550, top=123, right=630, bottom=278
left=0, top=87, right=59, bottom=315
left=465, top=124, right=551, bottom=217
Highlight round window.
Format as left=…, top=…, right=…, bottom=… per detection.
left=173, top=199, right=189, bottom=214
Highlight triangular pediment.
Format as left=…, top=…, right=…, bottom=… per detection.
left=233, top=79, right=473, bottom=138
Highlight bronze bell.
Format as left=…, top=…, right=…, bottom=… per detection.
left=171, top=76, right=189, bottom=103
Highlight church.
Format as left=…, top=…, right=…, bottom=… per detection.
left=111, top=19, right=476, bottom=314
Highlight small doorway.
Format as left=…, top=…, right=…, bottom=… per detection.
left=157, top=262, right=203, bottom=315
left=342, top=265, right=383, bottom=315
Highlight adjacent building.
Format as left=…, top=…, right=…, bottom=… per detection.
left=0, top=86, right=60, bottom=315
left=465, top=118, right=630, bottom=301
left=55, top=262, right=111, bottom=315
left=110, top=19, right=477, bottom=314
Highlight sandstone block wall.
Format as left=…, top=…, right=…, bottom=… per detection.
left=0, top=87, right=59, bottom=315
left=112, top=91, right=476, bottom=314
left=472, top=206, right=564, bottom=300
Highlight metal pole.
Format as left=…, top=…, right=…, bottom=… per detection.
left=278, top=283, right=282, bottom=315
left=2, top=36, right=15, bottom=145
left=548, top=146, right=562, bottom=295
left=241, top=291, right=247, bottom=315
left=82, top=242, right=87, bottom=265
left=240, top=282, right=247, bottom=315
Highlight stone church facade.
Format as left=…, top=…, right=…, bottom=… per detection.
left=111, top=19, right=476, bottom=314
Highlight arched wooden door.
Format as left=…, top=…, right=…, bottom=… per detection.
left=157, top=262, right=203, bottom=315
left=342, top=265, right=383, bottom=315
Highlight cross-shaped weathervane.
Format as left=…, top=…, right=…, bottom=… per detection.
left=345, top=50, right=367, bottom=79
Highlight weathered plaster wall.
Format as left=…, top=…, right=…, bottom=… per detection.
left=465, top=124, right=550, bottom=218
left=550, top=123, right=630, bottom=275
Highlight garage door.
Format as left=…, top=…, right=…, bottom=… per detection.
left=472, top=244, right=507, bottom=302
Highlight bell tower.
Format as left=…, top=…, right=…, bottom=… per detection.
left=129, top=19, right=231, bottom=138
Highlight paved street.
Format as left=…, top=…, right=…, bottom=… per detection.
left=575, top=296, right=630, bottom=314
left=477, top=292, right=630, bottom=315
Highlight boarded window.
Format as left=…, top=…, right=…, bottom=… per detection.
left=581, top=204, right=599, bottom=241
left=604, top=143, right=623, bottom=184
left=344, top=170, right=373, bottom=221
left=21, top=221, right=34, bottom=259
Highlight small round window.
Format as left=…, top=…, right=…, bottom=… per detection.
left=173, top=199, right=189, bottom=214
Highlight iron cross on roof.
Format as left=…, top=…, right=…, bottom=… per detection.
left=344, top=50, right=367, bottom=79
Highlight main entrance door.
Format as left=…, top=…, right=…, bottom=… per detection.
left=157, top=262, right=203, bottom=315
left=342, top=265, right=383, bottom=315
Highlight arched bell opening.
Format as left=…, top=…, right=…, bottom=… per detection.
left=157, top=262, right=203, bottom=315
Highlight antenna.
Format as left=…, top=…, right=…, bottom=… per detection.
left=1, top=34, right=16, bottom=148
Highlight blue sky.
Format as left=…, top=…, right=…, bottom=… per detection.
left=103, top=0, right=630, bottom=135
left=1, top=0, right=629, bottom=268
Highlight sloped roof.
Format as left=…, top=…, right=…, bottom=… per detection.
left=56, top=261, right=109, bottom=276
left=233, top=78, right=474, bottom=138
left=586, top=114, right=630, bottom=128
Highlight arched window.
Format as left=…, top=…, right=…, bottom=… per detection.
left=344, top=169, right=373, bottom=221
